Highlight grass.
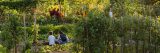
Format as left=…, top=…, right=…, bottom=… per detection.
left=0, top=44, right=6, bottom=53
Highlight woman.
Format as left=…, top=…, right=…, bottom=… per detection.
left=56, top=31, right=69, bottom=44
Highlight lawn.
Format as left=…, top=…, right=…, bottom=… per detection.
left=0, top=44, right=6, bottom=53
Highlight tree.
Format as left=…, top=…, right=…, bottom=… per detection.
left=0, top=14, right=22, bottom=53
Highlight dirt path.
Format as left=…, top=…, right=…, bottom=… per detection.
left=50, top=51, right=69, bottom=53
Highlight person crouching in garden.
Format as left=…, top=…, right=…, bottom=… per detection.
left=56, top=31, right=69, bottom=44
left=43, top=32, right=56, bottom=46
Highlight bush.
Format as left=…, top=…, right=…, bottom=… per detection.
left=74, top=12, right=160, bottom=53
left=74, top=11, right=109, bottom=53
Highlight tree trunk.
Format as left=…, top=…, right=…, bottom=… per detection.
left=122, top=36, right=126, bottom=53
left=154, top=44, right=157, bottom=53
left=121, top=38, right=123, bottom=53
left=106, top=40, right=109, bottom=53
left=148, top=32, right=151, bottom=53
left=112, top=41, right=116, bottom=53
left=106, top=34, right=109, bottom=53
left=130, top=42, right=134, bottom=53
left=142, top=41, right=145, bottom=53
left=135, top=40, right=139, bottom=53
left=15, top=43, right=17, bottom=53
left=123, top=36, right=126, bottom=53
left=129, top=30, right=133, bottom=53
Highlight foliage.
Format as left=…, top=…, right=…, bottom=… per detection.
left=0, top=1, right=38, bottom=13
left=0, top=0, right=160, bottom=53
left=0, top=44, right=6, bottom=53
left=74, top=10, right=108, bottom=53
left=0, top=14, right=22, bottom=50
left=74, top=11, right=160, bottom=53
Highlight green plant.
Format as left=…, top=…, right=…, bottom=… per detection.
left=0, top=14, right=22, bottom=52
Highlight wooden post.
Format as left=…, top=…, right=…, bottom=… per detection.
left=34, top=13, right=37, bottom=53
left=23, top=14, right=27, bottom=43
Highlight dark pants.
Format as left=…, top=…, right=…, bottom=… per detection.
left=43, top=42, right=54, bottom=46
left=56, top=40, right=67, bottom=44
left=43, top=42, right=49, bottom=45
